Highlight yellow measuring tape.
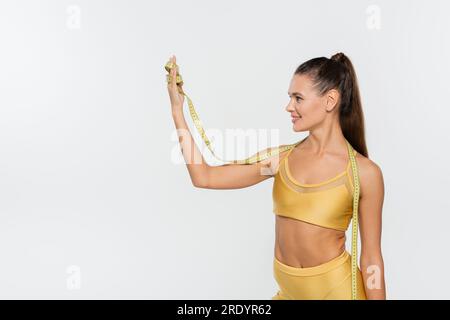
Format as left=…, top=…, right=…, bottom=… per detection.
left=165, top=60, right=297, bottom=164
left=165, top=60, right=361, bottom=300
left=347, top=136, right=360, bottom=300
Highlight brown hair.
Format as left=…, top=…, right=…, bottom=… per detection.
left=294, top=52, right=368, bottom=157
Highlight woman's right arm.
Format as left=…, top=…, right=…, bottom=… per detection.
left=172, top=109, right=279, bottom=189
left=167, top=55, right=281, bottom=190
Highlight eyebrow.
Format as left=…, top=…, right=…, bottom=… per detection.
left=288, top=91, right=304, bottom=97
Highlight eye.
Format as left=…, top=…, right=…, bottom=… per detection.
left=295, top=96, right=303, bottom=102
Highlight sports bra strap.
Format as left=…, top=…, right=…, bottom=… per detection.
left=272, top=137, right=308, bottom=176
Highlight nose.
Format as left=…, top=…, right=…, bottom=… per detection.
left=285, top=99, right=295, bottom=113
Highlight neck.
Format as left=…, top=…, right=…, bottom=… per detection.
left=305, top=122, right=347, bottom=156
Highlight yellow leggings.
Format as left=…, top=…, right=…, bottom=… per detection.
left=272, top=249, right=367, bottom=300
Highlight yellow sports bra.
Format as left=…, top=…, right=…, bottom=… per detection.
left=272, top=138, right=357, bottom=232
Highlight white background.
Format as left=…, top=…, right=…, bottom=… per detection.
left=0, top=0, right=449, bottom=299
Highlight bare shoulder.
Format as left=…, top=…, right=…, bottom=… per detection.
left=354, top=152, right=384, bottom=198
left=259, top=144, right=292, bottom=177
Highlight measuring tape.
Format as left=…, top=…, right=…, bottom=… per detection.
left=165, top=60, right=361, bottom=300
left=346, top=138, right=360, bottom=300
left=165, top=60, right=299, bottom=164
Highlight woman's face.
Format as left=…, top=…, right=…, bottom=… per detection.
left=285, top=73, right=337, bottom=132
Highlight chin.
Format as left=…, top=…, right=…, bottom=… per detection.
left=292, top=126, right=308, bottom=132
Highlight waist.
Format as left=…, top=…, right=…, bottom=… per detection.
left=274, top=249, right=350, bottom=276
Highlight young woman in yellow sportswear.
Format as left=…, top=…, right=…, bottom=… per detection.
left=166, top=53, right=386, bottom=300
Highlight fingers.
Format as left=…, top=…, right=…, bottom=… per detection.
left=171, top=59, right=177, bottom=90
left=167, top=55, right=184, bottom=102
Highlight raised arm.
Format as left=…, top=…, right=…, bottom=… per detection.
left=167, top=55, right=286, bottom=190
left=171, top=105, right=286, bottom=189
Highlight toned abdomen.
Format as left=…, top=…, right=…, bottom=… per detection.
left=274, top=215, right=347, bottom=268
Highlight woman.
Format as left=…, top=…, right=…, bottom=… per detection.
left=167, top=53, right=386, bottom=300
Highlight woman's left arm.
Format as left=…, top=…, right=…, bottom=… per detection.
left=358, top=158, right=386, bottom=300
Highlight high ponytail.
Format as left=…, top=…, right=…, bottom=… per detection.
left=295, top=52, right=368, bottom=157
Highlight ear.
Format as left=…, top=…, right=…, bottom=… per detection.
left=324, top=89, right=340, bottom=112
